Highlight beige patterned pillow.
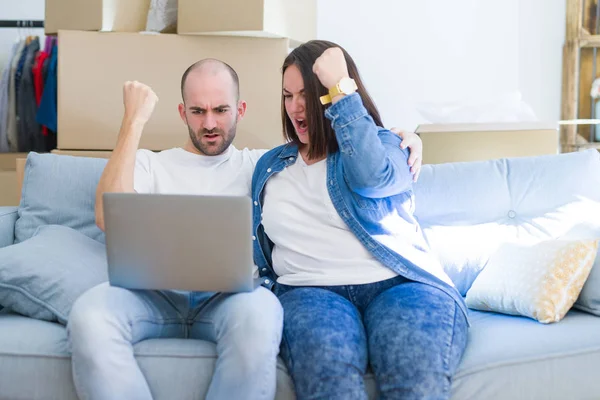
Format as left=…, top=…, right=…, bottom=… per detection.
left=466, top=239, right=599, bottom=323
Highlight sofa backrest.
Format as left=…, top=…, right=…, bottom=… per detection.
left=413, top=149, right=600, bottom=295
left=15, top=149, right=600, bottom=297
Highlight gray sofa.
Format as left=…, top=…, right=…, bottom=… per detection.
left=1, top=149, right=600, bottom=400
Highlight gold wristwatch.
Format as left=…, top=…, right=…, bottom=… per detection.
left=320, top=77, right=358, bottom=105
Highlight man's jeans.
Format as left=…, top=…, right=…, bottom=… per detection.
left=67, top=283, right=283, bottom=400
left=274, top=275, right=468, bottom=400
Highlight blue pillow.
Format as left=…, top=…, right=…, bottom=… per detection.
left=15, top=152, right=107, bottom=245
left=0, top=224, right=108, bottom=324
left=575, top=249, right=600, bottom=316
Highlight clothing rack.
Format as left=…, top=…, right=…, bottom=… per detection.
left=0, top=20, right=44, bottom=28
left=0, top=20, right=57, bottom=154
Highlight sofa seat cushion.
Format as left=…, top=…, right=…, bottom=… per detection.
left=452, top=309, right=600, bottom=399
left=0, top=312, right=219, bottom=400
left=1, top=311, right=599, bottom=400
left=0, top=313, right=76, bottom=400
left=0, top=312, right=299, bottom=400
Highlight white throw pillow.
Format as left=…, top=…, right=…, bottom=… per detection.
left=466, top=239, right=599, bottom=323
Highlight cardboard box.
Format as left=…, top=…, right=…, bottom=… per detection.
left=58, top=31, right=288, bottom=152
left=177, top=0, right=316, bottom=45
left=45, top=0, right=150, bottom=35
left=51, top=150, right=113, bottom=159
left=0, top=171, right=20, bottom=206
left=0, top=152, right=28, bottom=205
left=416, top=122, right=559, bottom=164
left=0, top=153, right=29, bottom=171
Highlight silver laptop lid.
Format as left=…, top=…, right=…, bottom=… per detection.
left=103, top=192, right=255, bottom=292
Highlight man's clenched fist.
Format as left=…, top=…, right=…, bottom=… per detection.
left=123, top=81, right=159, bottom=125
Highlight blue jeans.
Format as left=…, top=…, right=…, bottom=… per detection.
left=274, top=275, right=468, bottom=400
left=67, top=283, right=283, bottom=400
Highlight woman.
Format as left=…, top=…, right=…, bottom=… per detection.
left=252, top=40, right=468, bottom=399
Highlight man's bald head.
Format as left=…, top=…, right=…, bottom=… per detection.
left=180, top=58, right=240, bottom=103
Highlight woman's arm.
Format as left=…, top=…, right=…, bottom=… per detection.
left=325, top=94, right=413, bottom=198
left=314, top=48, right=414, bottom=198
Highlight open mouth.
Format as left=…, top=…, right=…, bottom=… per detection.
left=295, top=118, right=307, bottom=133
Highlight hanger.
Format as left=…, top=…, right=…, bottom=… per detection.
left=16, top=20, right=23, bottom=42
left=30, top=20, right=37, bottom=39
left=26, top=21, right=35, bottom=44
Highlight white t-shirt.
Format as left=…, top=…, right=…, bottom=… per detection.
left=133, top=146, right=266, bottom=196
left=133, top=146, right=267, bottom=278
left=261, top=156, right=398, bottom=286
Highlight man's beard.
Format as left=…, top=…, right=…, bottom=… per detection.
left=188, top=125, right=236, bottom=156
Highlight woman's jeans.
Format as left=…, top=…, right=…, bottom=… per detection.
left=274, top=275, right=468, bottom=400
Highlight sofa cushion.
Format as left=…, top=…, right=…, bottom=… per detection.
left=0, top=207, right=17, bottom=249
left=1, top=310, right=599, bottom=400
left=15, top=152, right=107, bottom=245
left=0, top=225, right=108, bottom=324
left=452, top=310, right=600, bottom=400
left=414, top=149, right=600, bottom=316
left=466, top=239, right=598, bottom=323
left=0, top=313, right=76, bottom=400
left=576, top=242, right=600, bottom=316
left=0, top=313, right=287, bottom=400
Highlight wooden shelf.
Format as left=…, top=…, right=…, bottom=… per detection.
left=580, top=34, right=600, bottom=47
left=561, top=0, right=600, bottom=150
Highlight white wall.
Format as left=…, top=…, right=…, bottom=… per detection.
left=318, top=0, right=566, bottom=130
left=0, top=0, right=566, bottom=129
left=0, top=0, right=46, bottom=69
left=518, top=0, right=566, bottom=123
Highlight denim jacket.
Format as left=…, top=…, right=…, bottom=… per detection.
left=251, top=93, right=468, bottom=320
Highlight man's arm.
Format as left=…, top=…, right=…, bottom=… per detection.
left=95, top=81, right=158, bottom=232
left=390, top=128, right=423, bottom=182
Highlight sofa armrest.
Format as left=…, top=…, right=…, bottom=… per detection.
left=0, top=207, right=18, bottom=248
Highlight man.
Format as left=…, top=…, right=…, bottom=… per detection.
left=67, top=58, right=423, bottom=400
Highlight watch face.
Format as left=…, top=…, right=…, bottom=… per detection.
left=339, top=78, right=357, bottom=94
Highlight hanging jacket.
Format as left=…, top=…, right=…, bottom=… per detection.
left=40, top=38, right=54, bottom=137
left=37, top=44, right=58, bottom=135
left=33, top=50, right=48, bottom=106
left=14, top=39, right=30, bottom=118
left=6, top=39, right=26, bottom=152
left=0, top=41, right=19, bottom=152
left=18, top=37, right=41, bottom=152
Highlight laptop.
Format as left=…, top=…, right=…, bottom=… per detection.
left=103, top=192, right=256, bottom=292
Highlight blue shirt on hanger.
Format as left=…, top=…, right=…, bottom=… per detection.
left=36, top=44, right=57, bottom=133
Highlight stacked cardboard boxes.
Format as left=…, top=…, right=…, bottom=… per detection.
left=0, top=0, right=316, bottom=206
left=177, top=0, right=316, bottom=47
left=45, top=0, right=151, bottom=34
left=56, top=30, right=290, bottom=151
left=44, top=0, right=317, bottom=154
